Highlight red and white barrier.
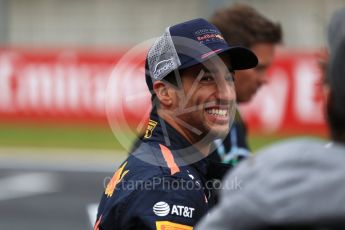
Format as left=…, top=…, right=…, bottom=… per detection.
left=0, top=48, right=327, bottom=135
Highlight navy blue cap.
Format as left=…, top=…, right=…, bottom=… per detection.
left=169, top=18, right=258, bottom=71
left=145, top=18, right=258, bottom=93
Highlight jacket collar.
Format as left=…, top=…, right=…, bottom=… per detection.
left=142, top=110, right=231, bottom=179
left=143, top=110, right=209, bottom=175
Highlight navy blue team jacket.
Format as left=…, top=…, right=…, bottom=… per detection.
left=95, top=112, right=230, bottom=230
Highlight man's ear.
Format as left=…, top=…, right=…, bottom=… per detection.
left=153, top=81, right=174, bottom=107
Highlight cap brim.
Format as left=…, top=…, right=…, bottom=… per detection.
left=223, top=46, right=258, bottom=70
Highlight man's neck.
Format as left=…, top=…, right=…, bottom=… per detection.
left=157, top=110, right=211, bottom=156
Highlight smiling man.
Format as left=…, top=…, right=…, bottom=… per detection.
left=156, top=54, right=236, bottom=154
left=95, top=18, right=257, bottom=230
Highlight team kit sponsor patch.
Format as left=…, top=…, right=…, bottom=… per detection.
left=105, top=161, right=129, bottom=197
left=145, top=119, right=158, bottom=138
left=153, top=201, right=195, bottom=219
left=153, top=58, right=175, bottom=80
left=156, top=221, right=193, bottom=230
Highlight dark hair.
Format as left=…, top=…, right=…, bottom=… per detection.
left=327, top=39, right=345, bottom=143
left=162, top=71, right=181, bottom=87
left=210, top=3, right=282, bottom=48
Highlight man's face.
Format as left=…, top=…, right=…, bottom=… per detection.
left=172, top=55, right=236, bottom=141
left=234, top=43, right=276, bottom=103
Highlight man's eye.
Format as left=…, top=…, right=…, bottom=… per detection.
left=201, top=75, right=214, bottom=82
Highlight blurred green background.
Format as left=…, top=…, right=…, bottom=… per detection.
left=0, top=121, right=326, bottom=152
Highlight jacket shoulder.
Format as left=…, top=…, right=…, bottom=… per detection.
left=96, top=143, right=209, bottom=229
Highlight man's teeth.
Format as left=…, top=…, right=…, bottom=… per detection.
left=206, top=108, right=228, bottom=116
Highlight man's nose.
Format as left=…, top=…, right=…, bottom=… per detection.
left=217, top=82, right=235, bottom=101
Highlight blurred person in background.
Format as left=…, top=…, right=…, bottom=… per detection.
left=95, top=18, right=258, bottom=230
left=196, top=7, right=345, bottom=230
left=209, top=3, right=282, bottom=166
